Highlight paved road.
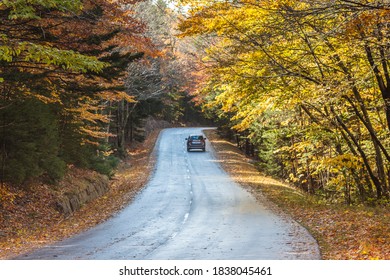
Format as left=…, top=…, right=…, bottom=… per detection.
left=18, top=128, right=320, bottom=260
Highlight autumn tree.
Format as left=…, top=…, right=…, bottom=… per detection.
left=133, top=0, right=202, bottom=124
left=106, top=0, right=207, bottom=157
left=0, top=0, right=151, bottom=184
left=177, top=0, right=390, bottom=204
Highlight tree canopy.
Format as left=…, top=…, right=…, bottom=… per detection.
left=0, top=0, right=152, bottom=184
left=178, top=0, right=390, bottom=204
left=0, top=0, right=201, bottom=186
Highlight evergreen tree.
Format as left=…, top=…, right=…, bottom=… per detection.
left=0, top=98, right=65, bottom=184
left=0, top=0, right=151, bottom=185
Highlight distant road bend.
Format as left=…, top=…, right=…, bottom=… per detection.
left=18, top=127, right=320, bottom=260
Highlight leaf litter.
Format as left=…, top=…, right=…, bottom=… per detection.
left=204, top=130, right=390, bottom=260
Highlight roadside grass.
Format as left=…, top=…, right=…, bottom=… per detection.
left=205, top=129, right=390, bottom=260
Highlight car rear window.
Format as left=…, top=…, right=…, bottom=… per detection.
left=190, top=135, right=204, bottom=140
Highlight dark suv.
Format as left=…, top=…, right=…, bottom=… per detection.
left=186, top=134, right=206, bottom=152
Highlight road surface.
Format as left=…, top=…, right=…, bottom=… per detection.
left=18, top=127, right=320, bottom=260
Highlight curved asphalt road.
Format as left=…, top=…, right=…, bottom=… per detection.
left=18, top=127, right=320, bottom=260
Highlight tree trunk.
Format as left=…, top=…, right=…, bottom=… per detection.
left=330, top=106, right=383, bottom=199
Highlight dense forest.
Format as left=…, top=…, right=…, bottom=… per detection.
left=1, top=0, right=390, bottom=207
left=1, top=0, right=389, bottom=261
left=0, top=0, right=200, bottom=188
left=178, top=0, right=390, bottom=205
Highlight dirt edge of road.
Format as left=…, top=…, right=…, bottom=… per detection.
left=204, top=129, right=390, bottom=260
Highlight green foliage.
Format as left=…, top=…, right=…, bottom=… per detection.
left=24, top=43, right=108, bottom=73
left=57, top=118, right=119, bottom=177
left=1, top=0, right=82, bottom=19
left=90, top=152, right=120, bottom=178
left=0, top=98, right=66, bottom=184
left=249, top=113, right=285, bottom=177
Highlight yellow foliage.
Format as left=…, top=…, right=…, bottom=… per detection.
left=179, top=0, right=390, bottom=203
left=97, top=91, right=136, bottom=103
